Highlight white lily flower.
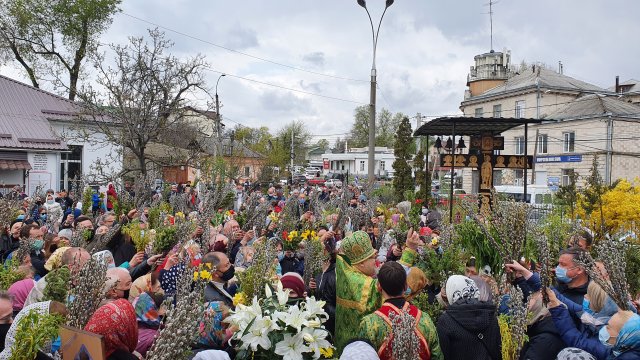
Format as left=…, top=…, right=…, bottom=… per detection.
left=283, top=304, right=307, bottom=332
left=240, top=315, right=273, bottom=351
left=300, top=327, right=332, bottom=359
left=276, top=287, right=291, bottom=306
left=304, top=297, right=328, bottom=320
left=304, top=319, right=321, bottom=328
left=265, top=283, right=273, bottom=298
left=275, top=333, right=309, bottom=360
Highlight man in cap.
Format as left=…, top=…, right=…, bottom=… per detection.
left=335, top=229, right=422, bottom=352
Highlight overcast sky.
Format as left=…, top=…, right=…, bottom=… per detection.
left=2, top=0, right=638, bottom=145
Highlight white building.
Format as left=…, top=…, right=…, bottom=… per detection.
left=0, top=74, right=121, bottom=195
left=321, top=146, right=396, bottom=179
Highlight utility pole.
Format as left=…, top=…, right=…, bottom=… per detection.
left=605, top=115, right=613, bottom=185
left=290, top=126, right=295, bottom=170
left=215, top=74, right=226, bottom=157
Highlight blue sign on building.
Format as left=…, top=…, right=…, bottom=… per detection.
left=536, top=155, right=582, bottom=163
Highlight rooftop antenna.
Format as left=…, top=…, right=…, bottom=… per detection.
left=487, top=0, right=499, bottom=51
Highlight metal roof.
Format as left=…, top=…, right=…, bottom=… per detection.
left=0, top=74, right=75, bottom=150
left=544, top=94, right=640, bottom=120
left=413, top=117, right=546, bottom=136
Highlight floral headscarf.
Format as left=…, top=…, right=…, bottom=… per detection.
left=614, top=313, right=640, bottom=357
left=133, top=292, right=161, bottom=328
left=0, top=301, right=52, bottom=360
left=85, top=299, right=138, bottom=356
left=445, top=275, right=479, bottom=305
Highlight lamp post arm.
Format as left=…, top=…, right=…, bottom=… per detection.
left=373, top=6, right=390, bottom=70
left=362, top=7, right=376, bottom=69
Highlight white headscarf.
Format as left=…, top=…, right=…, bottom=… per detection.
left=192, top=350, right=231, bottom=360
left=92, top=250, right=116, bottom=269
left=445, top=275, right=480, bottom=305
left=340, top=341, right=380, bottom=360
left=0, top=301, right=52, bottom=359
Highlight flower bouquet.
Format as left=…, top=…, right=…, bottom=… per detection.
left=224, top=282, right=335, bottom=360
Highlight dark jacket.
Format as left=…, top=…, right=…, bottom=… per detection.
left=129, top=261, right=152, bottom=282
left=30, top=252, right=47, bottom=278
left=436, top=299, right=502, bottom=360
left=0, top=235, right=20, bottom=261
left=549, top=305, right=614, bottom=360
left=204, top=282, right=234, bottom=308
left=106, top=231, right=137, bottom=267
left=314, top=261, right=336, bottom=335
left=280, top=256, right=300, bottom=275
left=556, top=279, right=590, bottom=305
left=519, top=316, right=566, bottom=360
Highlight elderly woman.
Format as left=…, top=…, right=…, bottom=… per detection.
left=547, top=289, right=640, bottom=359
left=436, top=275, right=501, bottom=360
left=85, top=298, right=138, bottom=360
left=519, top=290, right=566, bottom=359
left=133, top=292, right=164, bottom=357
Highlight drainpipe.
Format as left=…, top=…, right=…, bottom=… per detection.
left=605, top=115, right=613, bottom=185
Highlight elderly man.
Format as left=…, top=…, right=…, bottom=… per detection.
left=335, top=229, right=422, bottom=352
left=222, top=220, right=254, bottom=264
left=24, top=247, right=91, bottom=306
left=103, top=267, right=132, bottom=302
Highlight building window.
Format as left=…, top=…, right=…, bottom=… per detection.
left=60, top=145, right=83, bottom=191
left=359, top=160, right=365, bottom=172
left=563, top=132, right=575, bottom=153
left=515, top=136, right=525, bottom=155
left=493, top=104, right=502, bottom=118
left=474, top=107, right=483, bottom=117
left=515, top=169, right=524, bottom=186
left=515, top=100, right=526, bottom=118
left=380, top=161, right=385, bottom=172
left=244, top=166, right=250, bottom=177
left=562, top=169, right=575, bottom=186
left=537, top=134, right=548, bottom=154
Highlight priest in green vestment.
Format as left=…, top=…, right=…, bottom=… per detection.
left=335, top=229, right=422, bottom=353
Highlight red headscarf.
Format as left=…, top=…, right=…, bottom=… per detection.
left=85, top=299, right=138, bottom=356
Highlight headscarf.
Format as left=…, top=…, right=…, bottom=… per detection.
left=614, top=313, right=640, bottom=357
left=192, top=350, right=231, bottom=360
left=340, top=341, right=380, bottom=360
left=526, top=291, right=550, bottom=325
left=556, top=347, right=597, bottom=360
left=445, top=275, right=479, bottom=305
left=406, top=267, right=428, bottom=301
left=44, top=246, right=71, bottom=271
left=7, top=279, right=36, bottom=313
left=84, top=299, right=138, bottom=356
left=132, top=293, right=161, bottom=328
left=130, top=273, right=163, bottom=302
left=0, top=301, right=52, bottom=359
left=92, top=250, right=116, bottom=269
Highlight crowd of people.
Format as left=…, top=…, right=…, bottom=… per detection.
left=0, top=180, right=639, bottom=360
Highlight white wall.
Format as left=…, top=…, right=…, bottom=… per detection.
left=26, top=152, right=58, bottom=194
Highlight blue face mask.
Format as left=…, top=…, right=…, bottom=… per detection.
left=582, top=299, right=594, bottom=315
left=16, top=215, right=25, bottom=221
left=277, top=251, right=285, bottom=262
left=599, top=326, right=614, bottom=347
left=555, top=266, right=573, bottom=284
left=32, top=239, right=44, bottom=251
left=404, top=286, right=412, bottom=297
left=40, top=214, right=47, bottom=221
left=299, top=199, right=305, bottom=205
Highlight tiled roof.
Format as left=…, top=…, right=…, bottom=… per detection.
left=469, top=67, right=606, bottom=101
left=544, top=94, right=640, bottom=120
left=0, top=74, right=76, bottom=150
left=607, top=79, right=640, bottom=93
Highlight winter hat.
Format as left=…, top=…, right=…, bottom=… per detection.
left=280, top=272, right=305, bottom=298
left=340, top=230, right=376, bottom=265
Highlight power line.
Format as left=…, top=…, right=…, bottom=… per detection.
left=121, top=12, right=369, bottom=83
left=203, top=67, right=367, bottom=104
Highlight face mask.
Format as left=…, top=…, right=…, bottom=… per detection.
left=16, top=215, right=25, bottom=221
left=350, top=204, right=357, bottom=208
left=296, top=251, right=305, bottom=260
left=47, top=200, right=54, bottom=205
left=32, top=239, right=44, bottom=251
left=40, top=214, right=47, bottom=221
left=582, top=299, right=594, bottom=315
left=404, top=286, right=412, bottom=297
left=122, top=289, right=130, bottom=300
left=36, top=201, right=43, bottom=205
left=299, top=199, right=305, bottom=205
left=220, top=265, right=235, bottom=282
left=555, top=266, right=573, bottom=284
left=422, top=208, right=428, bottom=215
left=599, top=326, right=614, bottom=347
left=277, top=251, right=285, bottom=262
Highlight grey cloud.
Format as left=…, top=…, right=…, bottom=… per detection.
left=298, top=80, right=323, bottom=93
left=224, top=26, right=259, bottom=50
left=302, top=52, right=325, bottom=67
left=260, top=90, right=315, bottom=114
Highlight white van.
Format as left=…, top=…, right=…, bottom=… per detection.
left=493, top=184, right=553, bottom=206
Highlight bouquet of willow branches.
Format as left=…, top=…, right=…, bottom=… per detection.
left=575, top=238, right=631, bottom=310
left=146, top=260, right=206, bottom=360
left=0, top=197, right=21, bottom=231
left=66, top=256, right=109, bottom=329
left=235, top=238, right=278, bottom=301
left=499, top=286, right=527, bottom=360
left=85, top=225, right=121, bottom=254
left=387, top=309, right=421, bottom=360
left=303, top=233, right=325, bottom=291
left=533, top=229, right=552, bottom=304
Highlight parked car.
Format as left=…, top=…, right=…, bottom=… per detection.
left=293, top=175, right=307, bottom=185
left=325, top=179, right=343, bottom=187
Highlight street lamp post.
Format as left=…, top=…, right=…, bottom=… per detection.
left=357, top=0, right=394, bottom=184
left=215, top=74, right=226, bottom=157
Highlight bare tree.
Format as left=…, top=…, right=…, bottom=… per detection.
left=77, top=28, right=210, bottom=177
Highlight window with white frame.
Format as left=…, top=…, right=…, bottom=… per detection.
left=537, top=134, right=548, bottom=154
left=563, top=132, right=575, bottom=153
left=515, top=100, right=526, bottom=118
left=359, top=160, right=365, bottom=171
left=493, top=104, right=502, bottom=118
left=515, top=169, right=524, bottom=186
left=562, top=169, right=575, bottom=186
left=515, top=136, right=525, bottom=155
left=474, top=107, right=483, bottom=117
left=380, top=161, right=385, bottom=172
